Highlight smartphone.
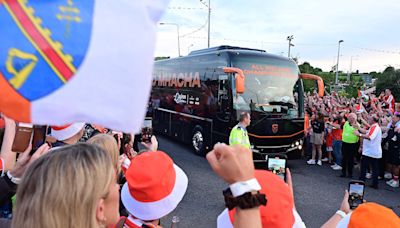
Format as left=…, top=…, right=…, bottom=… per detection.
left=141, top=118, right=153, bottom=143
left=267, top=155, right=287, bottom=182
left=348, top=180, right=365, bottom=209
left=12, top=123, right=33, bottom=152
left=30, top=125, right=48, bottom=155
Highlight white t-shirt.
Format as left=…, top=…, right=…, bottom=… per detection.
left=362, top=123, right=382, bottom=159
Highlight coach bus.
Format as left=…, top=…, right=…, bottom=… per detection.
left=149, top=46, right=323, bottom=158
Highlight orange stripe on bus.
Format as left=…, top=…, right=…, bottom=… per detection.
left=248, top=130, right=304, bottom=139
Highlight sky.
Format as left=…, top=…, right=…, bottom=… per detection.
left=155, top=0, right=400, bottom=73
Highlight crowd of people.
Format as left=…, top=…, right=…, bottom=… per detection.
left=0, top=89, right=399, bottom=227
left=304, top=88, right=400, bottom=189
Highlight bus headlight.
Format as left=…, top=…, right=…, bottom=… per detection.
left=298, top=145, right=302, bottom=150
left=295, top=141, right=300, bottom=146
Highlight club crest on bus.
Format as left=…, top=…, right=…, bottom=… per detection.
left=0, top=0, right=94, bottom=101
left=272, top=124, right=279, bottom=133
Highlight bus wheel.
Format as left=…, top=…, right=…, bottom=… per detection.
left=192, top=128, right=205, bottom=156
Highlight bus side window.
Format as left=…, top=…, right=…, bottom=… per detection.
left=218, top=75, right=229, bottom=112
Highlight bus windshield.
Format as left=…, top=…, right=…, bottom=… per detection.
left=232, top=56, right=299, bottom=117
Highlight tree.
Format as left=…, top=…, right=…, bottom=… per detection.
left=376, top=67, right=400, bottom=100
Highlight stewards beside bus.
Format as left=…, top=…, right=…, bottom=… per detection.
left=229, top=112, right=251, bottom=149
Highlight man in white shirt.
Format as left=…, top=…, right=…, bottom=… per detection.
left=356, top=115, right=382, bottom=189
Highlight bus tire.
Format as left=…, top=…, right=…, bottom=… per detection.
left=191, top=127, right=205, bottom=156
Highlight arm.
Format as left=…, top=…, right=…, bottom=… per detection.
left=207, top=144, right=262, bottom=228
left=0, top=117, right=17, bottom=171
left=321, top=191, right=351, bottom=228
left=0, top=143, right=49, bottom=206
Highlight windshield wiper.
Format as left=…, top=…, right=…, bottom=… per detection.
left=269, top=101, right=295, bottom=108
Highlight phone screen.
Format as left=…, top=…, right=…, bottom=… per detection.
left=31, top=125, right=47, bottom=154
left=349, top=182, right=365, bottom=209
left=268, top=157, right=286, bottom=181
left=141, top=119, right=153, bottom=143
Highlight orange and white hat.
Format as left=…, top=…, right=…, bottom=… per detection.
left=337, top=203, right=400, bottom=228
left=121, top=151, right=188, bottom=221
left=217, top=170, right=305, bottom=228
left=51, top=123, right=85, bottom=141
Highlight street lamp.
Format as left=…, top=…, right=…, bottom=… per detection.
left=287, top=35, right=294, bottom=58
left=348, top=55, right=359, bottom=83
left=187, top=44, right=194, bottom=54
left=159, top=22, right=181, bottom=57
left=200, top=0, right=211, bottom=47
left=335, top=40, right=344, bottom=85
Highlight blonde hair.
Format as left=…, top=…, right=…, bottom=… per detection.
left=87, top=134, right=120, bottom=174
left=12, top=143, right=114, bottom=228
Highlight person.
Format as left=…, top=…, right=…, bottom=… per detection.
left=356, top=115, right=382, bottom=189
left=12, top=143, right=120, bottom=228
left=330, top=115, right=344, bottom=171
left=119, top=151, right=188, bottom=227
left=321, top=191, right=400, bottom=227
left=207, top=144, right=266, bottom=228
left=217, top=169, right=306, bottom=228
left=307, top=113, right=325, bottom=166
left=384, top=89, right=395, bottom=114
left=87, top=134, right=122, bottom=174
left=324, top=125, right=334, bottom=164
left=385, top=112, right=400, bottom=188
left=119, top=143, right=264, bottom=228
left=50, top=123, right=85, bottom=147
left=229, top=112, right=251, bottom=149
left=0, top=143, right=49, bottom=207
left=340, top=113, right=359, bottom=178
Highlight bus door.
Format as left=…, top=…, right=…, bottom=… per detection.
left=218, top=74, right=231, bottom=120
left=212, top=74, right=232, bottom=143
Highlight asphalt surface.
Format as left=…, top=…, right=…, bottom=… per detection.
left=157, top=136, right=400, bottom=228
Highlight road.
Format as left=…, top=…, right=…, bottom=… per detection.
left=157, top=136, right=400, bottom=228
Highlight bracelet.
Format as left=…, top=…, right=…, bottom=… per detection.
left=229, top=178, right=261, bottom=197
left=7, top=171, right=21, bottom=185
left=335, top=210, right=347, bottom=218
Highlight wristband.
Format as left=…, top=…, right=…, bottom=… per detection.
left=335, top=210, right=347, bottom=218
left=7, top=171, right=21, bottom=185
left=229, top=178, right=261, bottom=197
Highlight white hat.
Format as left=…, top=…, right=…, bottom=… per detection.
left=121, top=151, right=188, bottom=221
left=51, top=123, right=85, bottom=141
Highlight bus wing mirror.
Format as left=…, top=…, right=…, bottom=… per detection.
left=223, top=67, right=245, bottom=94
left=300, top=73, right=324, bottom=97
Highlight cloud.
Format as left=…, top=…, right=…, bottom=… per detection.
left=155, top=0, right=400, bottom=72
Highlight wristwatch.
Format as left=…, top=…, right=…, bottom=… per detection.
left=223, top=188, right=267, bottom=210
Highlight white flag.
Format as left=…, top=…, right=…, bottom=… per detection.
left=0, top=0, right=170, bottom=132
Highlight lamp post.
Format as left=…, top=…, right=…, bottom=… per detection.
left=348, top=55, right=359, bottom=83
left=200, top=0, right=211, bottom=47
left=287, top=35, right=294, bottom=58
left=335, top=40, right=344, bottom=85
left=159, top=22, right=181, bottom=57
